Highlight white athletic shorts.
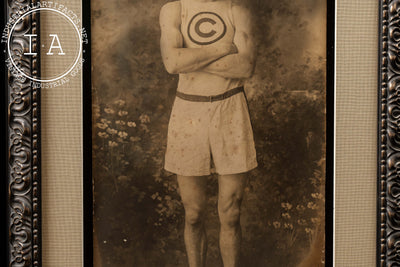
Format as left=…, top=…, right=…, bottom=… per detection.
left=164, top=91, right=257, bottom=176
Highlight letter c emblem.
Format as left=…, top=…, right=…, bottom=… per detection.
left=188, top=12, right=227, bottom=45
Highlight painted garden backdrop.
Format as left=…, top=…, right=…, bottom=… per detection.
left=91, top=0, right=327, bottom=266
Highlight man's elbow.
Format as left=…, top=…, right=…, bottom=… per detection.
left=161, top=49, right=181, bottom=74
left=165, top=65, right=179, bottom=75
left=235, top=54, right=255, bottom=78
left=163, top=60, right=180, bottom=74
left=242, top=68, right=253, bottom=78
left=241, top=63, right=255, bottom=78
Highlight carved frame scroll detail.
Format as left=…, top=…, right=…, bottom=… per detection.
left=379, top=0, right=400, bottom=266
left=6, top=0, right=41, bottom=266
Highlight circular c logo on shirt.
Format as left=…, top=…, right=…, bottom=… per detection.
left=188, top=12, right=227, bottom=45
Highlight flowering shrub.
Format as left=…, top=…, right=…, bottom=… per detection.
left=92, top=0, right=327, bottom=266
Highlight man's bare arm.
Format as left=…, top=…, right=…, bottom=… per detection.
left=160, top=2, right=235, bottom=74
left=202, top=6, right=256, bottom=79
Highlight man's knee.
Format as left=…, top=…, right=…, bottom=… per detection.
left=218, top=196, right=242, bottom=228
left=185, top=206, right=206, bottom=226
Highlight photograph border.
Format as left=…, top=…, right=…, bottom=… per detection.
left=83, top=0, right=93, bottom=266
left=326, top=0, right=335, bottom=264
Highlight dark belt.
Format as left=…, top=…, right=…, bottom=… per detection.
left=176, top=86, right=244, bottom=102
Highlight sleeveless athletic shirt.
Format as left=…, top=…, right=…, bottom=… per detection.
left=177, top=0, right=243, bottom=95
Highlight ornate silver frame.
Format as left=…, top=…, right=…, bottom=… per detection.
left=379, top=0, right=400, bottom=266
left=4, top=0, right=92, bottom=265
left=5, top=0, right=41, bottom=266
left=6, top=0, right=399, bottom=266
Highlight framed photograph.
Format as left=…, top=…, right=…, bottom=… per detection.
left=6, top=0, right=383, bottom=266
left=90, top=0, right=331, bottom=266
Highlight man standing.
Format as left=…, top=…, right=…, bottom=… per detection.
left=160, top=0, right=257, bottom=266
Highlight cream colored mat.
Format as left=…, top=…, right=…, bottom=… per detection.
left=335, top=0, right=378, bottom=266
left=41, top=1, right=83, bottom=266
left=37, top=0, right=380, bottom=266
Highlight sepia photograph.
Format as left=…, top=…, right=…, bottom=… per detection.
left=5, top=0, right=399, bottom=266
left=91, top=0, right=328, bottom=266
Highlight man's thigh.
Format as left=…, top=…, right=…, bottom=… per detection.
left=177, top=175, right=208, bottom=210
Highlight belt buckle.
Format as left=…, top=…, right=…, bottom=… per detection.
left=209, top=95, right=214, bottom=102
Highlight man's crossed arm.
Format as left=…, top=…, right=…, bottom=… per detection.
left=160, top=2, right=255, bottom=79
left=202, top=6, right=256, bottom=79
left=160, top=1, right=237, bottom=74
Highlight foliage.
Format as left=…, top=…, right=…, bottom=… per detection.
left=92, top=0, right=327, bottom=266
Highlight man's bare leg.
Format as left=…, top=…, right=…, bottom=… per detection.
left=218, top=173, right=247, bottom=267
left=177, top=175, right=208, bottom=267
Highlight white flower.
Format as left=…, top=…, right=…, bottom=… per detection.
left=297, top=219, right=307, bottom=226
left=141, top=124, right=149, bottom=133
left=307, top=202, right=318, bottom=210
left=97, top=132, right=109, bottom=138
left=101, top=118, right=111, bottom=124
left=281, top=202, right=293, bottom=210
left=311, top=193, right=324, bottom=200
left=106, top=128, right=118, bottom=135
left=139, top=114, right=151, bottom=123
left=96, top=123, right=108, bottom=129
left=118, top=131, right=128, bottom=139
left=283, top=223, right=293, bottom=230
left=118, top=110, right=128, bottom=116
left=114, top=100, right=126, bottom=106
left=108, top=141, right=118, bottom=147
left=127, top=121, right=137, bottom=128
left=104, top=108, right=115, bottom=114
left=116, top=120, right=126, bottom=126
left=273, top=221, right=281, bottom=229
